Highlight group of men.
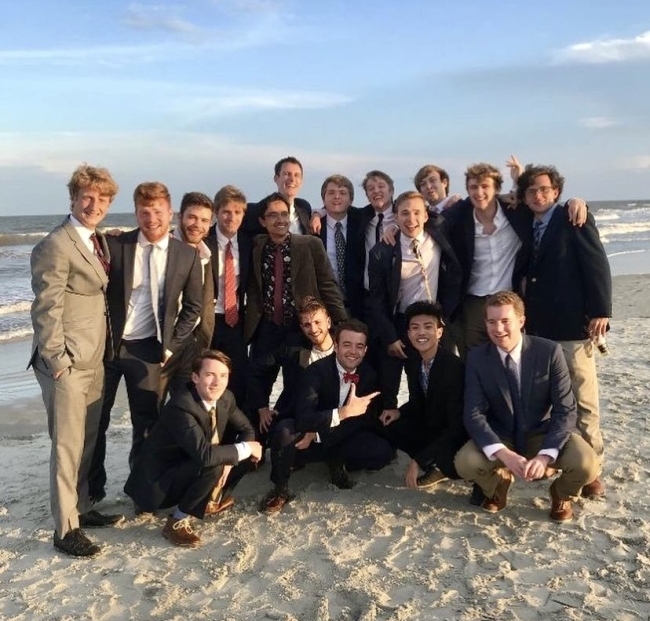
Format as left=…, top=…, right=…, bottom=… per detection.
left=29, top=154, right=611, bottom=556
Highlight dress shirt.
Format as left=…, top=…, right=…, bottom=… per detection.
left=532, top=203, right=559, bottom=243
left=288, top=201, right=303, bottom=235
left=325, top=214, right=348, bottom=286
left=214, top=227, right=240, bottom=314
left=69, top=214, right=95, bottom=253
left=123, top=231, right=169, bottom=341
left=202, top=399, right=252, bottom=460
left=398, top=231, right=441, bottom=312
left=364, top=208, right=396, bottom=289
left=483, top=338, right=559, bottom=462
left=427, top=195, right=454, bottom=214
left=467, top=202, right=521, bottom=296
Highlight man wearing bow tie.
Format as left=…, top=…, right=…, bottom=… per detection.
left=259, top=319, right=393, bottom=513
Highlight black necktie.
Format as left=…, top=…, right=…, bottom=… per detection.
left=375, top=213, right=384, bottom=245
left=504, top=354, right=526, bottom=454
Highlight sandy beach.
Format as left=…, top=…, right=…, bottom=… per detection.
left=1, top=274, right=649, bottom=621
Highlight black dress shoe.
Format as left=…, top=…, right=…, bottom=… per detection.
left=80, top=510, right=125, bottom=528
left=469, top=483, right=487, bottom=506
left=53, top=528, right=101, bottom=557
left=328, top=462, right=355, bottom=489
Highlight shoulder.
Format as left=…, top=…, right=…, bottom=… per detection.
left=466, top=341, right=492, bottom=368
left=216, top=389, right=237, bottom=414
left=169, top=236, right=197, bottom=257
left=437, top=347, right=464, bottom=371
left=525, top=334, right=561, bottom=356
left=295, top=197, right=312, bottom=212
left=162, top=386, right=203, bottom=419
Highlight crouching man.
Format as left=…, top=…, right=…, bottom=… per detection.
left=125, top=350, right=262, bottom=547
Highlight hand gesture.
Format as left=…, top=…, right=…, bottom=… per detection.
left=379, top=409, right=401, bottom=426
left=310, top=213, right=322, bottom=235
left=523, top=454, right=551, bottom=481
left=258, top=407, right=276, bottom=433
left=340, top=384, right=380, bottom=420
left=387, top=340, right=407, bottom=359
left=506, top=154, right=523, bottom=183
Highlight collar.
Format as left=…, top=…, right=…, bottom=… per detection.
left=68, top=214, right=94, bottom=241
left=400, top=229, right=427, bottom=247
left=335, top=359, right=357, bottom=377
left=201, top=399, right=217, bottom=412
left=216, top=226, right=238, bottom=249
left=138, top=230, right=170, bottom=250
left=534, top=203, right=559, bottom=226
left=172, top=227, right=211, bottom=261
left=472, top=200, right=506, bottom=226
left=496, top=337, right=523, bottom=366
left=326, top=214, right=348, bottom=229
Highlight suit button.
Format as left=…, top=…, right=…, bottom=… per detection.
left=530, top=277, right=537, bottom=283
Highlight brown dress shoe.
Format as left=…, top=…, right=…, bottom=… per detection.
left=481, top=471, right=514, bottom=513
left=260, top=486, right=294, bottom=514
left=581, top=477, right=605, bottom=499
left=204, top=496, right=235, bottom=517
left=53, top=528, right=101, bottom=557
left=416, top=468, right=448, bottom=489
left=162, top=516, right=201, bottom=547
left=549, top=482, right=574, bottom=522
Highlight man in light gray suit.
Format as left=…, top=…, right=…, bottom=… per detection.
left=455, top=291, right=598, bottom=522
left=30, top=164, right=124, bottom=557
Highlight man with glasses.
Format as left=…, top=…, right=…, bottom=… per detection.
left=517, top=164, right=611, bottom=499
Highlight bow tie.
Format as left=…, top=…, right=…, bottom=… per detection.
left=343, top=372, right=359, bottom=384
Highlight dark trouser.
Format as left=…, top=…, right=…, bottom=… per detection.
left=89, top=337, right=162, bottom=500
left=458, top=295, right=491, bottom=360
left=160, top=338, right=200, bottom=404
left=382, top=417, right=462, bottom=479
left=210, top=314, right=249, bottom=409
left=269, top=418, right=394, bottom=488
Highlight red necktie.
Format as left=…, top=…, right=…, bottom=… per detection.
left=343, top=372, right=359, bottom=384
left=90, top=233, right=110, bottom=275
left=272, top=245, right=284, bottom=325
left=223, top=241, right=238, bottom=327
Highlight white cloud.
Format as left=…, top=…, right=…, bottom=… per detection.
left=123, top=4, right=204, bottom=36
left=579, top=116, right=619, bottom=129
left=555, top=30, right=650, bottom=64
left=616, top=155, right=650, bottom=170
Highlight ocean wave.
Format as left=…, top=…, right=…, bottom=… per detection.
left=607, top=248, right=647, bottom=258
left=0, top=301, right=31, bottom=316
left=0, top=326, right=33, bottom=342
left=0, top=233, right=47, bottom=247
left=598, top=221, right=650, bottom=238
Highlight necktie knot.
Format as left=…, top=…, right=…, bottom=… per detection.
left=343, top=372, right=359, bottom=384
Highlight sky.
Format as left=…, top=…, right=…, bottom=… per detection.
left=1, top=0, right=649, bottom=215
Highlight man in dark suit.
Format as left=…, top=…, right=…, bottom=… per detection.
left=379, top=301, right=467, bottom=489
left=366, top=190, right=462, bottom=409
left=161, top=191, right=216, bottom=399
left=315, top=174, right=366, bottom=320
left=413, top=164, right=462, bottom=213
left=89, top=182, right=204, bottom=503
left=207, top=185, right=252, bottom=408
left=518, top=164, right=612, bottom=498
left=125, top=350, right=262, bottom=547
left=455, top=291, right=599, bottom=522
left=245, top=192, right=347, bottom=391
left=30, top=164, right=123, bottom=557
left=242, top=156, right=312, bottom=236
left=260, top=319, right=394, bottom=513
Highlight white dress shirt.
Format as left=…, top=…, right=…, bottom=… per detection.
left=288, top=200, right=303, bottom=235
left=214, top=227, right=240, bottom=314
left=398, top=231, right=441, bottom=312
left=467, top=202, right=521, bottom=296
left=69, top=214, right=95, bottom=253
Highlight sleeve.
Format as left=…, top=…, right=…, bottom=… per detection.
left=312, top=240, right=348, bottom=324
left=463, top=351, right=502, bottom=449
left=294, top=366, right=336, bottom=433
left=170, top=247, right=204, bottom=353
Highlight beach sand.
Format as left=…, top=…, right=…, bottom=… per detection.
left=1, top=275, right=649, bottom=620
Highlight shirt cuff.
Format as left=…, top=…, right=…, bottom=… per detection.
left=537, top=448, right=559, bottom=463
left=234, top=442, right=252, bottom=462
left=330, top=408, right=341, bottom=428
left=484, top=443, right=507, bottom=460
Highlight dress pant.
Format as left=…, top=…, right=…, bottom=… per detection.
left=558, top=339, right=604, bottom=468
left=454, top=433, right=599, bottom=500
left=458, top=294, right=491, bottom=360
left=89, top=337, right=162, bottom=500
left=210, top=314, right=249, bottom=409
left=33, top=359, right=104, bottom=537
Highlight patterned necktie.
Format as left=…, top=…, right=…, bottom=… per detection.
left=504, top=354, right=526, bottom=454
left=272, top=245, right=284, bottom=325
left=375, top=212, right=384, bottom=245
left=533, top=220, right=544, bottom=260
left=223, top=241, right=238, bottom=327
left=334, top=222, right=346, bottom=296
left=411, top=238, right=433, bottom=302
left=209, top=406, right=219, bottom=443
left=90, top=233, right=110, bottom=275
left=420, top=358, right=434, bottom=393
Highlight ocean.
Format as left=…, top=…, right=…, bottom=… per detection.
left=1, top=201, right=649, bottom=344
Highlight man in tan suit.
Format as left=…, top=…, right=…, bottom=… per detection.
left=30, top=164, right=123, bottom=557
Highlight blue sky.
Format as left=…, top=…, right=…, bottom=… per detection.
left=1, top=0, right=649, bottom=215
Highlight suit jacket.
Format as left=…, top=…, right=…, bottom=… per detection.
left=525, top=209, right=612, bottom=341
left=464, top=335, right=577, bottom=453
left=29, top=217, right=110, bottom=373
left=316, top=210, right=366, bottom=320
left=105, top=229, right=203, bottom=360
left=400, top=347, right=468, bottom=467
left=244, top=234, right=348, bottom=342
left=442, top=198, right=532, bottom=300
left=294, top=354, right=381, bottom=445
left=206, top=226, right=253, bottom=320
left=124, top=385, right=255, bottom=511
left=366, top=216, right=462, bottom=347
left=242, top=197, right=312, bottom=237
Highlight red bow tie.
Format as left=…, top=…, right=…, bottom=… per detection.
left=343, top=372, right=359, bottom=384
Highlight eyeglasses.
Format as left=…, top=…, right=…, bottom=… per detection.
left=264, top=212, right=290, bottom=221
left=525, top=186, right=555, bottom=197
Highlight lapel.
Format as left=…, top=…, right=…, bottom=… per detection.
left=519, top=336, right=535, bottom=412
left=204, top=233, right=219, bottom=297
left=298, top=347, right=312, bottom=369
left=390, top=233, right=402, bottom=308
left=535, top=208, right=561, bottom=262
left=325, top=355, right=343, bottom=406
left=163, top=237, right=180, bottom=303
left=237, top=230, right=252, bottom=297
left=489, top=344, right=514, bottom=414
left=122, top=229, right=139, bottom=309
left=319, top=215, right=327, bottom=245
left=252, top=235, right=265, bottom=292
left=462, top=206, right=476, bottom=259
left=290, top=234, right=302, bottom=291
left=62, top=218, right=108, bottom=287
left=295, top=200, right=311, bottom=234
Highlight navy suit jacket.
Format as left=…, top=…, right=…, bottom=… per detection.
left=525, top=209, right=611, bottom=341
left=295, top=354, right=381, bottom=446
left=124, top=385, right=254, bottom=511
left=464, top=335, right=577, bottom=453
left=366, top=215, right=462, bottom=347
left=105, top=229, right=203, bottom=360
left=242, top=197, right=312, bottom=237
left=400, top=347, right=467, bottom=467
left=316, top=209, right=366, bottom=320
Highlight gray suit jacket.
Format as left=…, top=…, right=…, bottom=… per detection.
left=29, top=217, right=110, bottom=374
left=464, top=335, right=577, bottom=453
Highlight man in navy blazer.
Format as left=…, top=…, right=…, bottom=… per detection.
left=455, top=291, right=598, bottom=522
left=315, top=174, right=366, bottom=320
left=518, top=164, right=611, bottom=498
left=125, top=350, right=262, bottom=547
left=89, top=182, right=204, bottom=503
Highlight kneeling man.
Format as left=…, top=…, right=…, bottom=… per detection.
left=454, top=291, right=598, bottom=522
left=125, top=350, right=262, bottom=546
